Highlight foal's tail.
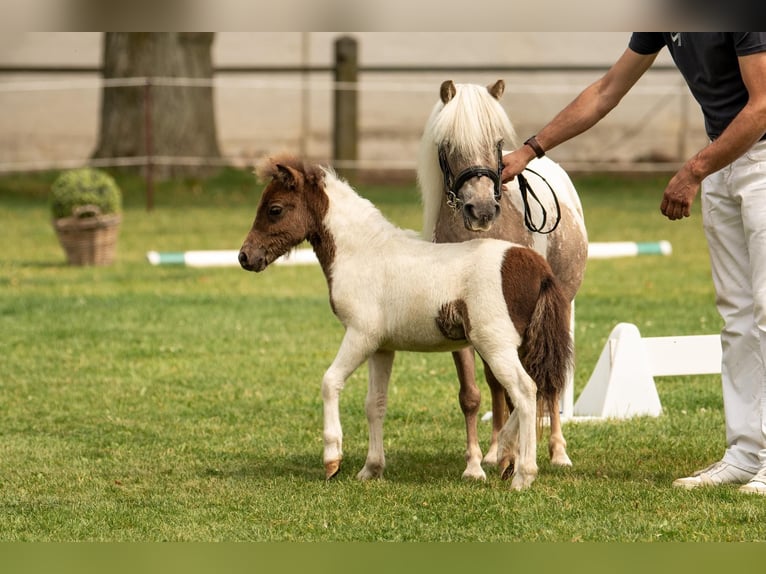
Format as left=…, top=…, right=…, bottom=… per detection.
left=520, top=273, right=573, bottom=412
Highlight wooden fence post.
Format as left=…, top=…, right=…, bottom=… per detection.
left=333, top=36, right=358, bottom=182
left=144, top=78, right=154, bottom=212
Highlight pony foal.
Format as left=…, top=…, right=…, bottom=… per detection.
left=238, top=155, right=573, bottom=490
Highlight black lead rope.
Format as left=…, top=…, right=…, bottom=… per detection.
left=516, top=167, right=561, bottom=234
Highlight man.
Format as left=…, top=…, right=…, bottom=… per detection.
left=502, top=33, right=766, bottom=494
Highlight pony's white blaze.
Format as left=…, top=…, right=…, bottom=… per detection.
left=239, top=156, right=573, bottom=490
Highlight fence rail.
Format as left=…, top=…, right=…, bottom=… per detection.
left=0, top=39, right=690, bottom=210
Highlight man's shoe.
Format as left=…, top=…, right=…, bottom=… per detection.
left=739, top=467, right=766, bottom=495
left=672, top=460, right=754, bottom=489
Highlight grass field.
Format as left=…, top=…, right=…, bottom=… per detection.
left=1, top=167, right=765, bottom=542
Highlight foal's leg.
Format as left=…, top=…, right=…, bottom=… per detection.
left=452, top=347, right=486, bottom=480
left=488, top=357, right=538, bottom=490
left=358, top=349, right=395, bottom=480
left=497, top=408, right=519, bottom=480
left=322, top=329, right=375, bottom=479
left=480, top=359, right=510, bottom=465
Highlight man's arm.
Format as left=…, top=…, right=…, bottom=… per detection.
left=660, top=51, right=766, bottom=220
left=501, top=47, right=658, bottom=182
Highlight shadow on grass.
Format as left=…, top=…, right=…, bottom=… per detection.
left=17, top=261, right=69, bottom=269
left=201, top=448, right=474, bottom=483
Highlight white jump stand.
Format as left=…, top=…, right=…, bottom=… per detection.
left=572, top=322, right=721, bottom=420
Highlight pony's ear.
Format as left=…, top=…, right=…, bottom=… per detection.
left=274, top=163, right=303, bottom=191
left=487, top=80, right=505, bottom=99
left=440, top=80, right=456, bottom=104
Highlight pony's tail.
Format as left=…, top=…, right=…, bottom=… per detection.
left=520, top=274, right=573, bottom=420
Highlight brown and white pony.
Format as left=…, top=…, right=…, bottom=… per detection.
left=418, top=80, right=588, bottom=473
left=239, top=155, right=573, bottom=490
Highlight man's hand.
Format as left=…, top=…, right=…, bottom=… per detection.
left=660, top=163, right=702, bottom=220
left=501, top=146, right=536, bottom=184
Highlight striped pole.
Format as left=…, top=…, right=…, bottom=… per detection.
left=146, top=249, right=318, bottom=267
left=147, top=241, right=671, bottom=267
left=587, top=240, right=671, bottom=259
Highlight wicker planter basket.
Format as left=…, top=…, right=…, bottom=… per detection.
left=53, top=205, right=122, bottom=266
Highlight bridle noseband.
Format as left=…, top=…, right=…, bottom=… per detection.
left=438, top=140, right=504, bottom=208
left=437, top=139, right=561, bottom=234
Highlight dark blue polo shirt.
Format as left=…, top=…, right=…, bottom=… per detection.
left=629, top=32, right=766, bottom=140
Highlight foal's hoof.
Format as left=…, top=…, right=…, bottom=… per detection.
left=510, top=474, right=535, bottom=491
left=325, top=459, right=342, bottom=480
left=499, top=460, right=514, bottom=481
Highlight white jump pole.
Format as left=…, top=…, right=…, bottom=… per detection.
left=146, top=249, right=318, bottom=267
left=587, top=240, right=671, bottom=259
left=147, top=241, right=672, bottom=268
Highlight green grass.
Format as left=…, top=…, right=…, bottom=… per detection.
left=1, top=168, right=765, bottom=542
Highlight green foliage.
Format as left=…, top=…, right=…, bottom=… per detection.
left=1, top=170, right=765, bottom=543
left=50, top=168, right=123, bottom=219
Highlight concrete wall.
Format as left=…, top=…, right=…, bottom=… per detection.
left=0, top=32, right=706, bottom=174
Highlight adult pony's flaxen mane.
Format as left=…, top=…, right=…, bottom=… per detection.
left=417, top=81, right=519, bottom=241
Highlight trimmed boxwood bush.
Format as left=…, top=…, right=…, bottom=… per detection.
left=50, top=168, right=122, bottom=219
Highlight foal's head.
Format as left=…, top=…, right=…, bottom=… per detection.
left=432, top=80, right=517, bottom=232
left=239, top=156, right=327, bottom=272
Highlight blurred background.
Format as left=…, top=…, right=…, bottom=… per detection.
left=0, top=32, right=706, bottom=182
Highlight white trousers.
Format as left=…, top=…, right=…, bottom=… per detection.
left=701, top=138, right=766, bottom=473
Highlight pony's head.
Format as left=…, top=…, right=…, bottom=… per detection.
left=418, top=80, right=518, bottom=234
left=239, top=155, right=327, bottom=272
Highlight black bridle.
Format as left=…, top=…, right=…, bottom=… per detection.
left=437, top=140, right=560, bottom=234
left=438, top=140, right=504, bottom=208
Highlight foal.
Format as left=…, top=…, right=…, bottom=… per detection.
left=239, top=155, right=572, bottom=490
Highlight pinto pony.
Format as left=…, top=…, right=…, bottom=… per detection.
left=238, top=155, right=572, bottom=490
left=418, top=80, right=588, bottom=469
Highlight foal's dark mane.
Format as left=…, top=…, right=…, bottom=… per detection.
left=255, top=154, right=325, bottom=189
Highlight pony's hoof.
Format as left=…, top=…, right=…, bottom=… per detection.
left=325, top=459, right=342, bottom=480
left=551, top=453, right=573, bottom=467
left=549, top=444, right=572, bottom=467
left=461, top=466, right=487, bottom=481
left=482, top=447, right=498, bottom=466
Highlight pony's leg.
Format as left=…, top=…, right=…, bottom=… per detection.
left=451, top=347, right=486, bottom=480
left=358, top=349, right=395, bottom=480
left=547, top=393, right=572, bottom=467
left=547, top=298, right=574, bottom=467
left=322, top=330, right=375, bottom=479
left=480, top=359, right=510, bottom=465
left=486, top=356, right=538, bottom=490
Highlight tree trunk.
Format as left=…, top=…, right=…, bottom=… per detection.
left=92, top=33, right=222, bottom=179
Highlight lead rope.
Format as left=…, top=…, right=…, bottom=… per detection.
left=516, top=167, right=561, bottom=234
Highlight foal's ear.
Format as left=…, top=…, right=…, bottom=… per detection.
left=274, top=163, right=303, bottom=191
left=440, top=80, right=456, bottom=104
left=487, top=79, right=505, bottom=99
